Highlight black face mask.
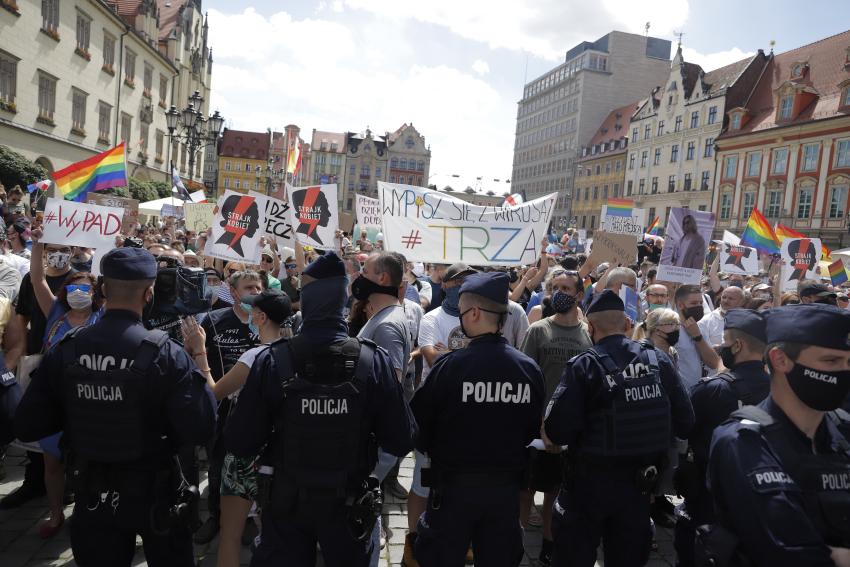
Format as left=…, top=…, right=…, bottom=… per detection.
left=682, top=306, right=704, bottom=322
left=665, top=330, right=680, bottom=346
left=785, top=362, right=850, bottom=411
left=716, top=344, right=737, bottom=369
left=350, top=275, right=398, bottom=301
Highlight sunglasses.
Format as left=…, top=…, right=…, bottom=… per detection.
left=66, top=284, right=92, bottom=293
left=285, top=263, right=297, bottom=269
left=261, top=255, right=274, bottom=263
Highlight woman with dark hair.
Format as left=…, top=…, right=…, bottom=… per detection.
left=669, top=214, right=706, bottom=270
left=29, top=227, right=104, bottom=539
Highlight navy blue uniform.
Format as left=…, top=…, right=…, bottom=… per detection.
left=410, top=334, right=544, bottom=567
left=14, top=309, right=216, bottom=566
left=544, top=335, right=694, bottom=567
left=674, top=361, right=770, bottom=566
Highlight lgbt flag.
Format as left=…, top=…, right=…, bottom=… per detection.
left=606, top=198, right=633, bottom=217
left=775, top=223, right=831, bottom=260
left=52, top=143, right=127, bottom=202
left=828, top=259, right=848, bottom=286
left=740, top=207, right=780, bottom=254
left=646, top=216, right=660, bottom=235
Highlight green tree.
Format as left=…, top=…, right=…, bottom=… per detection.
left=150, top=180, right=170, bottom=199
left=128, top=177, right=158, bottom=202
left=0, top=146, right=47, bottom=190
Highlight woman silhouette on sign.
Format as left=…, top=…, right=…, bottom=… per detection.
left=292, top=187, right=332, bottom=245
left=215, top=195, right=260, bottom=257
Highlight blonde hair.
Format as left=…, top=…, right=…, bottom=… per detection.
left=633, top=307, right=680, bottom=341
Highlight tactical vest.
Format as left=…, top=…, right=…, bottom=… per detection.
left=61, top=328, right=170, bottom=463
left=270, top=335, right=376, bottom=501
left=726, top=406, right=850, bottom=546
left=580, top=343, right=671, bottom=459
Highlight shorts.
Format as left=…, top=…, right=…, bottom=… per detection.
left=410, top=450, right=429, bottom=498
left=528, top=449, right=563, bottom=494
left=39, top=432, right=63, bottom=459
left=221, top=452, right=260, bottom=501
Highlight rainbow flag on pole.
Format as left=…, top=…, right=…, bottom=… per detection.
left=740, top=207, right=780, bottom=254
left=606, top=198, right=633, bottom=217
left=51, top=143, right=127, bottom=202
left=828, top=259, right=848, bottom=286
left=646, top=216, right=660, bottom=236
left=775, top=223, right=832, bottom=261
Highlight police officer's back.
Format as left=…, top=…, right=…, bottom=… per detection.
left=223, top=252, right=416, bottom=567
left=410, top=272, right=544, bottom=567
left=14, top=247, right=217, bottom=567
left=704, top=304, right=850, bottom=566
left=544, top=290, right=694, bottom=567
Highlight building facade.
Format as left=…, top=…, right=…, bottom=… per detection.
left=511, top=31, right=672, bottom=229
left=217, top=128, right=269, bottom=194
left=714, top=31, right=850, bottom=248
left=308, top=129, right=346, bottom=192
left=572, top=102, right=635, bottom=233
left=387, top=123, right=430, bottom=188
left=626, top=46, right=768, bottom=229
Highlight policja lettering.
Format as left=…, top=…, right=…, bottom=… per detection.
left=461, top=381, right=531, bottom=404
left=822, top=472, right=850, bottom=490
left=624, top=383, right=662, bottom=402
left=76, top=383, right=124, bottom=401
left=301, top=397, right=349, bottom=415
left=753, top=470, right=794, bottom=487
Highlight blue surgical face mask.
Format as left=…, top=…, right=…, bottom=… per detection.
left=240, top=301, right=253, bottom=313
left=442, top=286, right=461, bottom=316
left=247, top=311, right=259, bottom=336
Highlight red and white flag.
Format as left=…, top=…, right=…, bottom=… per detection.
left=503, top=193, right=524, bottom=207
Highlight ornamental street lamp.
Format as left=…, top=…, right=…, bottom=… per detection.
left=256, top=159, right=285, bottom=196
left=165, top=91, right=224, bottom=184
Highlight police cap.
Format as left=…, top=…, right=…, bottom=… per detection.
left=303, top=251, right=345, bottom=279
left=764, top=303, right=850, bottom=351
left=241, top=289, right=292, bottom=324
left=586, top=289, right=624, bottom=315
left=724, top=309, right=766, bottom=343
left=459, top=272, right=509, bottom=312
left=100, top=247, right=157, bottom=280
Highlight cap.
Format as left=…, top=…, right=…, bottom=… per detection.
left=586, top=289, right=624, bottom=315
left=412, top=262, right=426, bottom=278
left=799, top=282, right=836, bottom=300
left=122, top=236, right=143, bottom=249
left=303, top=251, right=345, bottom=280
left=184, top=249, right=197, bottom=257
left=241, top=289, right=292, bottom=324
left=444, top=262, right=477, bottom=283
left=204, top=267, right=222, bottom=278
left=723, top=309, right=767, bottom=343
left=459, top=272, right=509, bottom=312
left=261, top=245, right=276, bottom=260
left=764, top=303, right=850, bottom=351
left=100, top=247, right=157, bottom=280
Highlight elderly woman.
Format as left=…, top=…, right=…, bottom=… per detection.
left=639, top=307, right=681, bottom=363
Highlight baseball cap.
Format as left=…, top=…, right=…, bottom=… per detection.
left=241, top=289, right=292, bottom=324
left=443, top=263, right=477, bottom=283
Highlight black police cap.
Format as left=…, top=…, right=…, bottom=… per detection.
left=723, top=309, right=767, bottom=343
left=586, top=289, right=624, bottom=315
left=764, top=303, right=850, bottom=351
left=100, top=247, right=157, bottom=280
left=241, top=289, right=292, bottom=324
left=459, top=272, right=509, bottom=312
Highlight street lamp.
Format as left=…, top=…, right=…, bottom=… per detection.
left=165, top=90, right=225, bottom=184
left=256, top=159, right=285, bottom=196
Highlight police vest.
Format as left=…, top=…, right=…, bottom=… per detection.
left=270, top=334, right=377, bottom=500
left=60, top=328, right=170, bottom=463
left=728, top=406, right=850, bottom=546
left=580, top=343, right=671, bottom=460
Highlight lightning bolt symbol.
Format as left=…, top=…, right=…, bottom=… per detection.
left=299, top=187, right=321, bottom=237
left=225, top=196, right=254, bottom=251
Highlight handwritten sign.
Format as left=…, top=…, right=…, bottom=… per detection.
left=286, top=184, right=339, bottom=250
left=781, top=237, right=822, bottom=292
left=719, top=241, right=759, bottom=275
left=378, top=181, right=556, bottom=266
left=587, top=230, right=636, bottom=269
left=184, top=203, right=216, bottom=233
left=41, top=198, right=122, bottom=249
left=249, top=191, right=294, bottom=249
left=205, top=191, right=266, bottom=264
left=599, top=205, right=647, bottom=239
left=86, top=194, right=139, bottom=234
left=356, top=194, right=383, bottom=231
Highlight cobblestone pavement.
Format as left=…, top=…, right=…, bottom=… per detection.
left=0, top=447, right=677, bottom=566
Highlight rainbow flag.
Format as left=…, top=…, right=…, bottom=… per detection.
left=52, top=143, right=127, bottom=202
left=740, top=207, right=780, bottom=254
left=606, top=198, right=633, bottom=217
left=775, top=223, right=831, bottom=260
left=582, top=276, right=593, bottom=295
left=646, top=216, right=660, bottom=235
left=828, top=259, right=848, bottom=286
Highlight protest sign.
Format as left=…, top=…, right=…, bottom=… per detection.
left=339, top=212, right=355, bottom=234
left=184, top=203, right=216, bottom=233
left=356, top=194, right=383, bottom=231
left=205, top=191, right=266, bottom=264
left=249, top=191, right=294, bottom=249
left=587, top=230, right=636, bottom=269
left=780, top=237, right=822, bottom=292
left=86, top=194, right=139, bottom=233
left=160, top=203, right=183, bottom=218
left=599, top=200, right=646, bottom=239
left=286, top=184, right=339, bottom=250
left=657, top=208, right=715, bottom=285
left=378, top=181, right=556, bottom=266
left=619, top=285, right=639, bottom=322
left=722, top=230, right=741, bottom=246
left=719, top=242, right=759, bottom=275
left=41, top=198, right=122, bottom=249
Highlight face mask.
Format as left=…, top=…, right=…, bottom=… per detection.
left=664, top=330, right=680, bottom=345
left=350, top=275, right=398, bottom=301
left=67, top=290, right=93, bottom=310
left=71, top=259, right=93, bottom=272
left=47, top=252, right=70, bottom=269
left=551, top=290, right=577, bottom=314
left=648, top=303, right=666, bottom=311
left=442, top=286, right=461, bottom=316
left=729, top=281, right=744, bottom=288
left=716, top=344, right=737, bottom=369
left=785, top=362, right=850, bottom=411
left=240, top=301, right=253, bottom=314
left=247, top=311, right=259, bottom=336
left=682, top=306, right=704, bottom=322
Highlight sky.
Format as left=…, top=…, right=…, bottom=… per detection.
left=204, top=0, right=850, bottom=194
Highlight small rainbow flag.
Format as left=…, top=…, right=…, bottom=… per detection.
left=606, top=198, right=633, bottom=217
left=775, top=223, right=831, bottom=260
left=829, top=259, right=848, bottom=286
left=582, top=276, right=593, bottom=295
left=646, top=216, right=660, bottom=235
left=740, top=207, right=780, bottom=254
left=52, top=143, right=127, bottom=202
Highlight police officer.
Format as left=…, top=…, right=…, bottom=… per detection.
left=410, top=272, right=544, bottom=566
left=544, top=290, right=694, bottom=567
left=674, top=309, right=771, bottom=567
left=13, top=247, right=217, bottom=567
left=223, top=251, right=416, bottom=567
left=703, top=303, right=850, bottom=566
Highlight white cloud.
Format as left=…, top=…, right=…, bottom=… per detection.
left=682, top=46, right=756, bottom=72
left=471, top=59, right=490, bottom=75
left=331, top=1, right=344, bottom=13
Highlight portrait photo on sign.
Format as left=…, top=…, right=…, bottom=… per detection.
left=657, top=208, right=715, bottom=284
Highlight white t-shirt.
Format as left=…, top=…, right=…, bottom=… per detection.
left=502, top=300, right=530, bottom=349
left=230, top=344, right=268, bottom=400
left=418, top=306, right=464, bottom=382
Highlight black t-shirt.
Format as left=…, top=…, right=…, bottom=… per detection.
left=201, top=307, right=258, bottom=380
left=145, top=310, right=184, bottom=345
left=17, top=270, right=73, bottom=355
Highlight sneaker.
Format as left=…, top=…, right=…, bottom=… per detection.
left=538, top=538, right=553, bottom=566
left=241, top=519, right=258, bottom=547
left=402, top=533, right=420, bottom=567
left=0, top=483, right=46, bottom=510
left=465, top=546, right=474, bottom=564
left=193, top=516, right=219, bottom=544
left=382, top=476, right=409, bottom=500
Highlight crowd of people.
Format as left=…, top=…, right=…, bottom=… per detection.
left=1, top=180, right=850, bottom=567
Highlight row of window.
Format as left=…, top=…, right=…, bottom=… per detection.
left=718, top=184, right=849, bottom=221
left=623, top=171, right=712, bottom=196
left=521, top=55, right=593, bottom=102
left=577, top=159, right=623, bottom=177
left=223, top=161, right=267, bottom=172
left=628, top=138, right=714, bottom=169
left=221, top=178, right=261, bottom=191
left=721, top=141, right=850, bottom=180
left=516, top=117, right=578, bottom=150
left=514, top=137, right=576, bottom=167
left=574, top=183, right=622, bottom=202
left=514, top=157, right=573, bottom=181
left=517, top=98, right=580, bottom=134
left=631, top=107, right=719, bottom=143
left=389, top=158, right=425, bottom=171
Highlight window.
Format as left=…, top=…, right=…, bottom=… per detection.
left=223, top=178, right=230, bottom=189
left=139, top=123, right=149, bottom=155
left=103, top=34, right=115, bottom=70
left=244, top=163, right=251, bottom=172
left=801, top=143, right=819, bottom=172
left=224, top=161, right=231, bottom=171
left=720, top=193, right=732, bottom=220
left=701, top=171, right=710, bottom=190
left=235, top=179, right=241, bottom=189
left=644, top=125, right=651, bottom=140
left=724, top=156, right=738, bottom=179
left=746, top=151, right=761, bottom=177
left=704, top=137, right=714, bottom=158
left=37, top=73, right=56, bottom=121
left=731, top=113, right=741, bottom=130
left=375, top=166, right=382, bottom=178
left=641, top=151, right=648, bottom=168
left=124, top=49, right=136, bottom=84
left=674, top=116, right=682, bottom=132
left=159, top=75, right=167, bottom=105
left=97, top=102, right=110, bottom=141
left=71, top=89, right=87, bottom=132
left=836, top=139, right=850, bottom=168
left=766, top=191, right=782, bottom=217
left=349, top=165, right=355, bottom=175
left=362, top=165, right=370, bottom=176
left=627, top=180, right=633, bottom=196
left=670, top=144, right=679, bottom=163
left=668, top=175, right=676, bottom=192
left=120, top=113, right=131, bottom=147
left=418, top=161, right=424, bottom=171
left=42, top=0, right=59, bottom=33
left=742, top=192, right=756, bottom=219
left=657, top=120, right=664, bottom=136
left=684, top=173, right=692, bottom=191
left=595, top=165, right=601, bottom=175
left=391, top=157, right=398, bottom=168
left=651, top=177, right=658, bottom=193
left=143, top=64, right=153, bottom=95
left=844, top=87, right=850, bottom=107
left=686, top=141, right=695, bottom=160
left=629, top=153, right=635, bottom=169
left=828, top=185, right=848, bottom=219
left=0, top=52, right=17, bottom=104
left=653, top=148, right=661, bottom=165
left=155, top=130, right=164, bottom=159
left=772, top=148, right=788, bottom=175
left=639, top=179, right=645, bottom=194
left=779, top=95, right=794, bottom=119
left=613, top=183, right=619, bottom=197
left=797, top=186, right=813, bottom=219
left=708, top=106, right=717, bottom=124
left=76, top=11, right=91, bottom=53
left=631, top=128, right=638, bottom=143
left=615, top=160, right=621, bottom=172
left=690, top=111, right=699, bottom=129
left=593, top=187, right=598, bottom=200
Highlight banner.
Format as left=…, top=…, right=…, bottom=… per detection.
left=657, top=208, right=716, bottom=284
left=719, top=242, right=759, bottom=275
left=205, top=190, right=266, bottom=264
left=184, top=202, right=216, bottom=233
left=599, top=201, right=646, bottom=239
left=286, top=184, right=339, bottom=250
left=378, top=181, right=556, bottom=266
left=780, top=237, right=822, bottom=292
left=85, top=194, right=139, bottom=234
left=356, top=194, right=383, bottom=231
left=41, top=198, right=123, bottom=249
left=587, top=230, right=636, bottom=269
left=249, top=191, right=294, bottom=249
left=160, top=203, right=183, bottom=218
